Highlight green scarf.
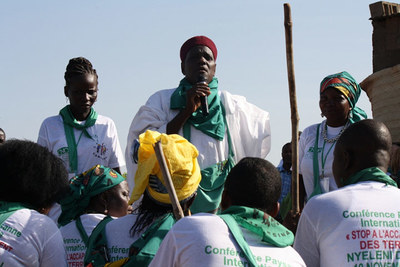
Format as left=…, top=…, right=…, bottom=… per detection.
left=127, top=213, right=176, bottom=266
left=343, top=167, right=398, bottom=187
left=58, top=165, right=125, bottom=226
left=59, top=105, right=98, bottom=173
left=221, top=206, right=294, bottom=247
left=170, top=77, right=225, bottom=141
left=0, top=201, right=31, bottom=214
left=0, top=201, right=31, bottom=226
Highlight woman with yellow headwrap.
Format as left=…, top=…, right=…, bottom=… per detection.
left=85, top=130, right=201, bottom=267
left=58, top=165, right=131, bottom=267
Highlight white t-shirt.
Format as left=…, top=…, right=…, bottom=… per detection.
left=59, top=213, right=106, bottom=266
left=125, top=88, right=271, bottom=194
left=105, top=214, right=145, bottom=262
left=294, top=181, right=400, bottom=267
left=299, top=121, right=344, bottom=199
left=149, top=213, right=306, bottom=267
left=38, top=114, right=125, bottom=222
left=0, top=208, right=67, bottom=267
left=37, top=113, right=125, bottom=178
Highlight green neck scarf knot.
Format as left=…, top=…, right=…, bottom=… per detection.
left=170, top=77, right=225, bottom=141
left=59, top=105, right=98, bottom=173
left=343, top=167, right=398, bottom=187
left=221, top=205, right=294, bottom=247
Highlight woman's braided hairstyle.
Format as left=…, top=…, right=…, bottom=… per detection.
left=64, top=57, right=98, bottom=86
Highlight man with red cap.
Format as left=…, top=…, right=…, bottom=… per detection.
left=126, top=35, right=271, bottom=214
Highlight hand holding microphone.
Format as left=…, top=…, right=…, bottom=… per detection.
left=197, top=74, right=209, bottom=116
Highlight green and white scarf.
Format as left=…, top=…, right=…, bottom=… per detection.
left=221, top=206, right=294, bottom=247
left=0, top=201, right=31, bottom=226
left=343, top=167, right=398, bottom=187
left=170, top=77, right=225, bottom=141
left=59, top=105, right=98, bottom=173
left=220, top=206, right=294, bottom=267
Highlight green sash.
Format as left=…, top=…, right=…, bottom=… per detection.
left=187, top=103, right=235, bottom=213
left=59, top=105, right=98, bottom=174
left=84, top=214, right=175, bottom=267
left=170, top=77, right=225, bottom=140
left=125, top=214, right=175, bottom=266
left=0, top=201, right=30, bottom=226
left=309, top=123, right=323, bottom=199
left=219, top=215, right=259, bottom=267
left=84, top=216, right=113, bottom=265
left=220, top=206, right=294, bottom=267
left=343, top=167, right=398, bottom=187
left=76, top=216, right=89, bottom=247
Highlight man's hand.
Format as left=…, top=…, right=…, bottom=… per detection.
left=184, top=83, right=211, bottom=114
left=166, top=83, right=211, bottom=135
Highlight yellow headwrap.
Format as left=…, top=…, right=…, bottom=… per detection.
left=129, top=130, right=201, bottom=205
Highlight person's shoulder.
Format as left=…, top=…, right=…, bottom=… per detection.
left=80, top=213, right=107, bottom=224
left=15, top=208, right=59, bottom=229
left=41, top=114, right=63, bottom=125
left=220, top=90, right=269, bottom=116
left=277, top=165, right=285, bottom=172
left=173, top=213, right=222, bottom=229
left=106, top=214, right=138, bottom=229
left=143, top=88, right=177, bottom=107
left=219, top=90, right=246, bottom=104
left=95, top=114, right=115, bottom=124
left=303, top=187, right=347, bottom=214
left=148, top=88, right=177, bottom=99
left=302, top=122, right=321, bottom=134
left=59, top=218, right=79, bottom=234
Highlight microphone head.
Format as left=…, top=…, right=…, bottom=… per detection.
left=197, top=74, right=207, bottom=84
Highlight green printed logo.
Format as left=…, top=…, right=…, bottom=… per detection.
left=204, top=245, right=291, bottom=266
left=342, top=210, right=400, bottom=228
left=0, top=224, right=21, bottom=237
left=307, top=147, right=322, bottom=153
left=57, top=147, right=69, bottom=156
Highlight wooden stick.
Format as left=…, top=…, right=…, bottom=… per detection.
left=284, top=3, right=300, bottom=214
left=154, top=141, right=185, bottom=220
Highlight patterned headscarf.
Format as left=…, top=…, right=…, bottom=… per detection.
left=58, top=165, right=125, bottom=226
left=129, top=130, right=201, bottom=205
left=320, top=71, right=367, bottom=123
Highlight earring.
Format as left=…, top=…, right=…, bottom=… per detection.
left=321, top=112, right=324, bottom=118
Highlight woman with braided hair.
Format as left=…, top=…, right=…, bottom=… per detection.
left=37, top=57, right=125, bottom=221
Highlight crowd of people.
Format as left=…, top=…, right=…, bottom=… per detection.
left=1, top=35, right=400, bottom=267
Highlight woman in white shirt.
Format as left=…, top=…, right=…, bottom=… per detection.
left=298, top=71, right=367, bottom=207
left=58, top=165, right=131, bottom=267
left=0, top=139, right=70, bottom=267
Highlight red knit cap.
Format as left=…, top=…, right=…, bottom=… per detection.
left=180, top=36, right=218, bottom=62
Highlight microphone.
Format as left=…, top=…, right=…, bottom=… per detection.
left=198, top=75, right=209, bottom=116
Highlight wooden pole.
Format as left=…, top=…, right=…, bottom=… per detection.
left=154, top=141, right=185, bottom=220
left=284, top=3, right=300, bottom=214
